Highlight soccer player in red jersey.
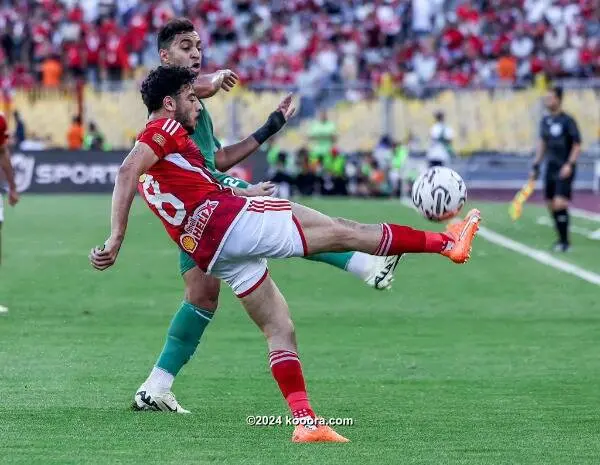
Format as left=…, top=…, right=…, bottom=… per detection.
left=0, top=112, right=19, bottom=314
left=130, top=18, right=401, bottom=417
left=90, top=66, right=481, bottom=442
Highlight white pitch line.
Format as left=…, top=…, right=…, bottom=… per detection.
left=478, top=226, right=600, bottom=286
left=571, top=207, right=600, bottom=223
left=399, top=198, right=600, bottom=285
left=535, top=216, right=597, bottom=238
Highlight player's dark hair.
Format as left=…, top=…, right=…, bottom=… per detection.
left=157, top=18, right=195, bottom=51
left=551, top=86, right=564, bottom=102
left=140, top=66, right=197, bottom=114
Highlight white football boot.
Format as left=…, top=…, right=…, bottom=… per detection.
left=0, top=304, right=8, bottom=315
left=133, top=385, right=190, bottom=414
left=364, top=255, right=403, bottom=290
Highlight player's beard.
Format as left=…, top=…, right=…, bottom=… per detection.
left=174, top=108, right=195, bottom=134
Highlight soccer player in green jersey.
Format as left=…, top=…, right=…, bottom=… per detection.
left=133, top=19, right=401, bottom=412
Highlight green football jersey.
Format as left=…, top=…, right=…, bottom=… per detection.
left=190, top=100, right=221, bottom=172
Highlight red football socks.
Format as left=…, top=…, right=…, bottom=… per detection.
left=269, top=350, right=315, bottom=419
left=375, top=224, right=452, bottom=255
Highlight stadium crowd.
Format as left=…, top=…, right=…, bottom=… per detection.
left=0, top=0, right=598, bottom=94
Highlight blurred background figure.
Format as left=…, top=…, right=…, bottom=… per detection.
left=427, top=111, right=454, bottom=168
left=308, top=111, right=337, bottom=161
left=12, top=111, right=25, bottom=150
left=83, top=121, right=108, bottom=150
left=66, top=116, right=84, bottom=150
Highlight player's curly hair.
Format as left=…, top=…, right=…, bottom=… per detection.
left=157, top=18, right=195, bottom=51
left=140, top=66, right=197, bottom=114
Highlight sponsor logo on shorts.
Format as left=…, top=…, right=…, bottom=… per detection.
left=180, top=234, right=198, bottom=253
left=183, top=200, right=219, bottom=243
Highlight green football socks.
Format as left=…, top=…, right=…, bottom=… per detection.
left=155, top=301, right=213, bottom=376
left=304, top=252, right=355, bottom=271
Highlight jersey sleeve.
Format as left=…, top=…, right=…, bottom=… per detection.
left=138, top=124, right=180, bottom=159
left=212, top=171, right=250, bottom=189
left=567, top=116, right=582, bottom=144
left=538, top=119, right=545, bottom=139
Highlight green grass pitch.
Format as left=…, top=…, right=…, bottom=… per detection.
left=1, top=196, right=599, bottom=464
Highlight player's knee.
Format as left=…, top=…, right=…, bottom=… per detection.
left=552, top=197, right=569, bottom=211
left=183, top=270, right=220, bottom=312
left=263, top=316, right=295, bottom=343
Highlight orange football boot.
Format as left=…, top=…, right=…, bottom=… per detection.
left=292, top=420, right=350, bottom=443
left=441, top=208, right=481, bottom=264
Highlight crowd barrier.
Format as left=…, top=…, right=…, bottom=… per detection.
left=8, top=150, right=598, bottom=194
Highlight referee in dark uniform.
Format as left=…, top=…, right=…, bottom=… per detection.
left=530, top=86, right=582, bottom=252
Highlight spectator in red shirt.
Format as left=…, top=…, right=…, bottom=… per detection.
left=103, top=31, right=129, bottom=91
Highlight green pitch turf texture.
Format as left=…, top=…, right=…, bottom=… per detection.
left=1, top=196, right=599, bottom=465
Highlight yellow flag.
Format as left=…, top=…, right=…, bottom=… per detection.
left=509, top=179, right=536, bottom=221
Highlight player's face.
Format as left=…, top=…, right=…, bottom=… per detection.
left=174, top=85, right=201, bottom=134
left=544, top=91, right=560, bottom=112
left=163, top=31, right=203, bottom=72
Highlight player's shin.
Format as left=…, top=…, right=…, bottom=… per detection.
left=552, top=208, right=570, bottom=246
left=374, top=224, right=452, bottom=256
left=148, top=301, right=214, bottom=392
left=239, top=276, right=317, bottom=422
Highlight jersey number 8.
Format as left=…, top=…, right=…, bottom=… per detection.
left=141, top=175, right=186, bottom=226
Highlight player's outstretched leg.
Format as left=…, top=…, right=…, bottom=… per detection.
left=292, top=204, right=481, bottom=263
left=292, top=202, right=481, bottom=263
left=305, top=252, right=402, bottom=290
left=240, top=275, right=349, bottom=443
left=133, top=266, right=220, bottom=414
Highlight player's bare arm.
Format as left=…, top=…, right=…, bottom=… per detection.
left=0, top=144, right=19, bottom=206
left=89, top=142, right=159, bottom=271
left=560, top=142, right=580, bottom=179
left=530, top=139, right=545, bottom=180
left=194, top=70, right=239, bottom=99
left=214, top=94, right=296, bottom=172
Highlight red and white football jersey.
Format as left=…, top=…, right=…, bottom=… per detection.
left=0, top=112, right=7, bottom=146
left=137, top=118, right=248, bottom=271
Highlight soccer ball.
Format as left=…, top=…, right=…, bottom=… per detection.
left=411, top=167, right=467, bottom=222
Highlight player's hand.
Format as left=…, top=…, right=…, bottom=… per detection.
left=529, top=163, right=540, bottom=181
left=245, top=181, right=276, bottom=197
left=559, top=163, right=572, bottom=179
left=277, top=93, right=296, bottom=121
left=212, top=69, right=239, bottom=92
left=8, top=188, right=19, bottom=206
left=89, top=237, right=122, bottom=271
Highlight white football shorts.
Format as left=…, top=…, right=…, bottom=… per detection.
left=209, top=196, right=307, bottom=297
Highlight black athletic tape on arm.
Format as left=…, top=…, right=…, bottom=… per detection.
left=252, top=110, right=286, bottom=145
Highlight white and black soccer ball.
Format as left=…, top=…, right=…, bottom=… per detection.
left=411, top=167, right=467, bottom=222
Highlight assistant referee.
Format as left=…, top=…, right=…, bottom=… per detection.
left=530, top=86, right=582, bottom=252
